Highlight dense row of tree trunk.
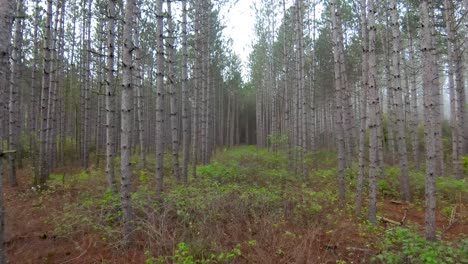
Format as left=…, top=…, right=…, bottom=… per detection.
left=0, top=0, right=466, bottom=258
left=250, top=0, right=466, bottom=241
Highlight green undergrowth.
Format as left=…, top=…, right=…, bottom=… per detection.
left=51, top=146, right=339, bottom=260
left=373, top=227, right=468, bottom=264
left=374, top=166, right=468, bottom=205
left=49, top=146, right=467, bottom=262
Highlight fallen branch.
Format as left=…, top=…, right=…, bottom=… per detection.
left=391, top=200, right=403, bottom=205
left=445, top=205, right=458, bottom=231
left=401, top=208, right=408, bottom=224
left=378, top=216, right=402, bottom=225
left=0, top=150, right=17, bottom=157
left=346, top=247, right=374, bottom=253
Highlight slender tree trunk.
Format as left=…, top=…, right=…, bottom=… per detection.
left=444, top=0, right=461, bottom=178
left=0, top=1, right=15, bottom=261
left=30, top=0, right=41, bottom=183
left=155, top=0, right=165, bottom=196
left=455, top=2, right=466, bottom=157
left=383, top=15, right=396, bottom=164
left=406, top=10, right=420, bottom=169
left=39, top=0, right=54, bottom=185
left=331, top=0, right=346, bottom=202
left=47, top=0, right=62, bottom=171
left=134, top=4, right=145, bottom=170
left=390, top=0, right=410, bottom=201
left=356, top=0, right=368, bottom=214
left=167, top=0, right=180, bottom=182
left=181, top=0, right=190, bottom=183
left=367, top=0, right=379, bottom=224
left=8, top=0, right=24, bottom=187
left=106, top=0, right=117, bottom=191
left=121, top=0, right=136, bottom=245
left=83, top=0, right=93, bottom=171
left=421, top=0, right=438, bottom=241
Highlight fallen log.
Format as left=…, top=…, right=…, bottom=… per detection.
left=378, top=216, right=402, bottom=225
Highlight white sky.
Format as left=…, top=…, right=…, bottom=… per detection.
left=219, top=0, right=260, bottom=76
left=219, top=0, right=313, bottom=78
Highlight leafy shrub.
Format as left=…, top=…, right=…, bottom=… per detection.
left=145, top=241, right=246, bottom=264
left=463, top=156, right=468, bottom=175
left=436, top=177, right=467, bottom=204
left=373, top=227, right=468, bottom=264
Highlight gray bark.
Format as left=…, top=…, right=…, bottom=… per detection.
left=0, top=1, right=15, bottom=261
left=367, top=0, right=379, bottom=224
left=181, top=0, right=189, bottom=183
left=155, top=0, right=165, bottom=196
left=390, top=0, right=410, bottom=202
left=421, top=0, right=437, bottom=241
left=331, top=0, right=346, bottom=202
left=134, top=3, right=145, bottom=170
left=444, top=0, right=461, bottom=178
left=29, top=0, right=41, bottom=182
left=167, top=0, right=180, bottom=182
left=121, top=0, right=136, bottom=245
left=407, top=10, right=420, bottom=169
left=8, top=0, right=24, bottom=187
left=356, top=0, right=368, bottom=215
left=105, top=0, right=117, bottom=191
left=39, top=0, right=54, bottom=185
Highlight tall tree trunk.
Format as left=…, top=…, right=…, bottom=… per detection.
left=167, top=0, right=180, bottom=182
left=47, top=0, right=62, bottom=171
left=367, top=0, right=380, bottom=224
left=356, top=0, right=368, bottom=214
left=134, top=3, right=145, bottom=170
left=155, top=0, right=165, bottom=196
left=83, top=0, right=93, bottom=171
left=455, top=2, right=466, bottom=157
left=8, top=0, right=24, bottom=187
left=121, top=0, right=136, bottom=245
left=330, top=0, right=346, bottom=202
left=30, top=0, right=41, bottom=183
left=406, top=10, right=420, bottom=169
left=39, top=0, right=54, bottom=185
left=444, top=0, right=461, bottom=178
left=296, top=0, right=307, bottom=177
left=106, top=0, right=117, bottom=191
left=181, top=0, right=190, bottom=183
left=0, top=1, right=15, bottom=261
left=390, top=0, right=410, bottom=201
left=421, top=0, right=438, bottom=241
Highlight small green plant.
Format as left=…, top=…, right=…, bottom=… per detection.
left=146, top=242, right=244, bottom=264
left=267, top=133, right=289, bottom=146
left=373, top=227, right=468, bottom=264
left=463, top=156, right=468, bottom=175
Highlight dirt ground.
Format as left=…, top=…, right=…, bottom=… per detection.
left=3, top=167, right=467, bottom=263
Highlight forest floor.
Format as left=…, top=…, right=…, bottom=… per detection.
left=4, top=146, right=468, bottom=264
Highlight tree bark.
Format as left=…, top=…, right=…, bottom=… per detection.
left=330, top=0, right=346, bottom=202
left=155, top=0, right=165, bottom=196
left=181, top=0, right=190, bottom=183
left=106, top=0, right=117, bottom=191
left=444, top=0, right=461, bottom=178
left=134, top=3, right=145, bottom=170
left=0, top=1, right=16, bottom=261
left=167, top=0, right=180, bottom=182
left=8, top=0, right=24, bottom=187
left=420, top=0, right=438, bottom=241
left=39, top=0, right=54, bottom=185
left=121, top=0, right=136, bottom=245
left=367, top=0, right=380, bottom=224
left=390, top=0, right=410, bottom=202
left=406, top=10, right=420, bottom=169
left=356, top=0, right=368, bottom=215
